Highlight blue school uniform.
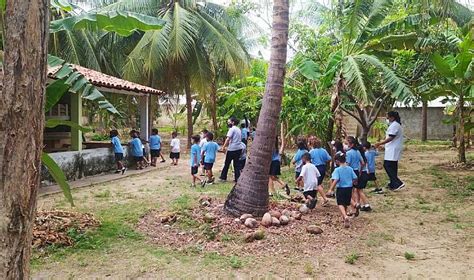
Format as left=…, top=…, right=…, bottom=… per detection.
left=202, top=141, right=219, bottom=163
left=111, top=136, right=123, bottom=153
left=310, top=148, right=331, bottom=166
left=293, top=149, right=308, bottom=173
left=149, top=135, right=161, bottom=150
left=190, top=144, right=201, bottom=166
left=272, top=151, right=281, bottom=162
left=346, top=148, right=363, bottom=171
left=241, top=128, right=249, bottom=140
left=365, top=149, right=378, bottom=173
left=331, top=166, right=358, bottom=188
left=130, top=138, right=143, bottom=157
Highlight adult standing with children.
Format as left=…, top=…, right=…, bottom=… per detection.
left=375, top=111, right=405, bottom=191
left=219, top=117, right=242, bottom=182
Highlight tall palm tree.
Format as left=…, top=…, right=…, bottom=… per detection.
left=224, top=0, right=290, bottom=217
left=100, top=0, right=249, bottom=147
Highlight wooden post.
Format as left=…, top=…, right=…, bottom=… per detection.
left=70, top=93, right=82, bottom=151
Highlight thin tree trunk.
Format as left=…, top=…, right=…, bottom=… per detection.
left=360, top=124, right=370, bottom=144
left=210, top=78, right=218, bottom=133
left=0, top=1, right=49, bottom=278
left=421, top=99, right=428, bottom=141
left=224, top=0, right=289, bottom=217
left=457, top=93, right=466, bottom=163
left=184, top=80, right=193, bottom=149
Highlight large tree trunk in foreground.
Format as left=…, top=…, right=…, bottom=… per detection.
left=224, top=0, right=289, bottom=217
left=0, top=1, right=49, bottom=278
left=184, top=80, right=193, bottom=149
left=421, top=99, right=428, bottom=141
left=457, top=93, right=466, bottom=163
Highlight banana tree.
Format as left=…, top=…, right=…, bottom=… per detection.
left=430, top=31, right=473, bottom=163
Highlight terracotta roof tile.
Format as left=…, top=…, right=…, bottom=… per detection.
left=48, top=64, right=165, bottom=96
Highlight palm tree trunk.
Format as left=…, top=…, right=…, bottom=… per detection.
left=0, top=0, right=49, bottom=278
left=184, top=80, right=193, bottom=149
left=224, top=0, right=289, bottom=217
left=210, top=77, right=218, bottom=133
left=457, top=92, right=466, bottom=163
left=421, top=100, right=427, bottom=141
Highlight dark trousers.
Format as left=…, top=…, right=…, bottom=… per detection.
left=220, top=149, right=242, bottom=181
left=383, top=160, right=403, bottom=189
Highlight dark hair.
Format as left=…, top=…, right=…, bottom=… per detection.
left=202, top=129, right=209, bottom=134
left=334, top=140, right=343, bottom=153
left=172, top=131, right=177, bottom=138
left=240, top=123, right=245, bottom=128
left=297, top=139, right=307, bottom=150
left=312, top=137, right=322, bottom=148
left=387, top=111, right=401, bottom=124
left=363, top=141, right=371, bottom=149
left=110, top=129, right=118, bottom=137
left=252, top=128, right=256, bottom=131
left=152, top=128, right=158, bottom=135
left=206, top=132, right=214, bottom=141
left=302, top=152, right=311, bottom=162
left=335, top=153, right=346, bottom=163
left=192, top=134, right=200, bottom=143
left=229, top=116, right=239, bottom=125
left=347, top=136, right=367, bottom=163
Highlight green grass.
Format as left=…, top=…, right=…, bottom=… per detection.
left=304, top=262, right=314, bottom=275
left=405, top=140, right=451, bottom=146
left=345, top=252, right=359, bottom=264
left=229, top=255, right=243, bottom=269
left=170, top=194, right=195, bottom=212
left=404, top=252, right=415, bottom=260
left=429, top=167, right=473, bottom=198
left=94, top=189, right=111, bottom=198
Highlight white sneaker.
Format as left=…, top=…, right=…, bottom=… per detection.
left=394, top=183, right=405, bottom=191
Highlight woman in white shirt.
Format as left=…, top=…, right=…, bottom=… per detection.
left=375, top=111, right=405, bottom=191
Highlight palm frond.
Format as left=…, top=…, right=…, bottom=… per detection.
left=357, top=53, right=412, bottom=100
left=343, top=55, right=369, bottom=104
left=342, top=0, right=371, bottom=44
left=356, top=0, right=394, bottom=43
left=169, top=2, right=198, bottom=62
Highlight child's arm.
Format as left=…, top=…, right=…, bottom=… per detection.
left=295, top=175, right=303, bottom=184
left=330, top=179, right=338, bottom=189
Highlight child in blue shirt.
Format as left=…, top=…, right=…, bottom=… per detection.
left=201, top=132, right=219, bottom=185
left=269, top=138, right=290, bottom=196
left=309, top=137, right=331, bottom=205
left=363, top=141, right=381, bottom=194
left=240, top=124, right=249, bottom=145
left=110, top=130, right=126, bottom=174
left=345, top=136, right=365, bottom=210
left=149, top=128, right=165, bottom=166
left=291, top=138, right=308, bottom=191
left=129, top=130, right=144, bottom=170
left=190, top=135, right=203, bottom=187
left=330, top=153, right=358, bottom=228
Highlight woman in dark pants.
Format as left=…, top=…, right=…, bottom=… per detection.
left=219, top=117, right=242, bottom=182
left=375, top=111, right=405, bottom=191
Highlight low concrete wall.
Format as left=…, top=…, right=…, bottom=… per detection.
left=41, top=147, right=129, bottom=186
left=398, top=107, right=453, bottom=140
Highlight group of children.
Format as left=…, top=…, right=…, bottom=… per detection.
left=110, top=128, right=181, bottom=172
left=189, top=130, right=221, bottom=187
left=290, top=135, right=380, bottom=228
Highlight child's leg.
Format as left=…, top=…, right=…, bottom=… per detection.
left=359, top=189, right=369, bottom=205
left=275, top=177, right=286, bottom=188
left=317, top=185, right=328, bottom=202
left=338, top=205, right=348, bottom=220
left=352, top=188, right=360, bottom=206
left=116, top=161, right=122, bottom=170
left=268, top=177, right=276, bottom=194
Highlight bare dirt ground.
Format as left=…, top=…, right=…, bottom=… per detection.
left=32, top=143, right=473, bottom=279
